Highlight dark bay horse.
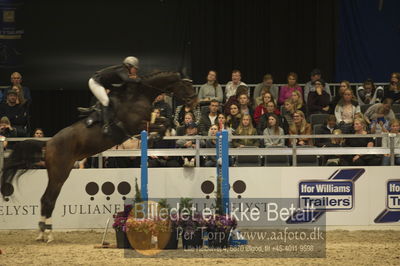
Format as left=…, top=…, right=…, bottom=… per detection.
left=0, top=72, right=196, bottom=242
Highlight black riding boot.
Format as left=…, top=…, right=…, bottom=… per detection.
left=102, top=104, right=113, bottom=135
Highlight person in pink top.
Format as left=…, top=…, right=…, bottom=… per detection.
left=278, top=72, right=303, bottom=105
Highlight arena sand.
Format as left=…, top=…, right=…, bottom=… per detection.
left=0, top=230, right=399, bottom=265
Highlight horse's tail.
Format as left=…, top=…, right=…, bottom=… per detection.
left=0, top=139, right=47, bottom=198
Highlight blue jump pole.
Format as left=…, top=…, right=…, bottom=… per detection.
left=221, top=130, right=230, bottom=214
left=140, top=130, right=148, bottom=202
left=216, top=130, right=230, bottom=214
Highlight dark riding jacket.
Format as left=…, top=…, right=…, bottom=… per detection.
left=92, top=64, right=138, bottom=89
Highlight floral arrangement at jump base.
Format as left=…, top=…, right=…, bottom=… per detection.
left=112, top=204, right=133, bottom=248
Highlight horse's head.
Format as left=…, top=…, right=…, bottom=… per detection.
left=141, top=72, right=197, bottom=107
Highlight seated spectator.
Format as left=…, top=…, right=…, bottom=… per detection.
left=224, top=70, right=247, bottom=101
left=278, top=72, right=302, bottom=105
left=204, top=124, right=219, bottom=167
left=105, top=137, right=141, bottom=168
left=148, top=128, right=180, bottom=168
left=232, top=114, right=259, bottom=148
left=291, top=90, right=306, bottom=114
left=199, top=100, right=220, bottom=136
left=254, top=92, right=279, bottom=125
left=335, top=89, right=360, bottom=133
left=314, top=115, right=339, bottom=147
left=153, top=93, right=172, bottom=120
left=176, top=122, right=205, bottom=167
left=330, top=80, right=350, bottom=113
left=253, top=74, right=279, bottom=106
left=324, top=129, right=348, bottom=166
left=357, top=79, right=384, bottom=106
left=176, top=112, right=195, bottom=136
left=0, top=89, right=29, bottom=136
left=364, top=98, right=395, bottom=127
left=307, top=79, right=331, bottom=115
left=289, top=111, right=312, bottom=146
left=198, top=70, right=223, bottom=105
left=282, top=99, right=296, bottom=128
left=343, top=118, right=381, bottom=166
left=382, top=119, right=400, bottom=165
left=238, top=93, right=253, bottom=117
left=369, top=108, right=390, bottom=134
left=384, top=72, right=400, bottom=103
left=226, top=103, right=242, bottom=130
left=216, top=113, right=233, bottom=135
left=3, top=72, right=32, bottom=103
left=33, top=128, right=45, bottom=138
left=263, top=114, right=285, bottom=147
left=257, top=101, right=288, bottom=134
left=0, top=116, right=17, bottom=150
left=174, top=101, right=201, bottom=127
left=303, top=69, right=331, bottom=104
left=224, top=85, right=248, bottom=115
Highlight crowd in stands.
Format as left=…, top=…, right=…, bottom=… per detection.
left=3, top=69, right=400, bottom=168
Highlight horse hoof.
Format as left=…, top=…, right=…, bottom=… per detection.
left=46, top=236, right=54, bottom=243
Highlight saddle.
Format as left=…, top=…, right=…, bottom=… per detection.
left=77, top=103, right=129, bottom=143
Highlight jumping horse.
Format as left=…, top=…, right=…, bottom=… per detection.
left=0, top=72, right=196, bottom=242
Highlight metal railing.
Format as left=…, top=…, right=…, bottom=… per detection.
left=1, top=133, right=398, bottom=168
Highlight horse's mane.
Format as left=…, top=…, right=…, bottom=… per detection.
left=141, top=71, right=179, bottom=82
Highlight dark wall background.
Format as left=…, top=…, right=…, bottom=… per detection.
left=0, top=0, right=338, bottom=136
left=336, top=0, right=400, bottom=82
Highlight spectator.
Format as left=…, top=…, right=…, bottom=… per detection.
left=174, top=101, right=201, bottom=127
left=3, top=72, right=32, bottom=103
left=148, top=128, right=180, bottom=168
left=289, top=110, right=312, bottom=146
left=199, top=100, right=220, bottom=136
left=291, top=90, right=306, bottom=114
left=176, top=122, right=204, bottom=167
left=382, top=119, right=400, bottom=165
left=253, top=74, right=279, bottom=106
left=384, top=72, right=400, bottom=103
left=224, top=85, right=248, bottom=115
left=307, top=79, right=331, bottom=115
left=153, top=93, right=172, bottom=120
left=364, top=98, right=395, bottom=125
left=11, top=84, right=29, bottom=106
left=238, top=93, right=253, bottom=116
left=263, top=114, right=285, bottom=147
left=303, top=69, right=331, bottom=104
left=176, top=112, right=195, bottom=136
left=198, top=70, right=223, bottom=104
left=278, top=72, right=302, bottom=105
left=343, top=118, right=381, bottom=166
left=324, top=129, right=348, bottom=166
left=226, top=103, right=242, bottom=130
left=0, top=116, right=17, bottom=150
left=216, top=113, right=233, bottom=135
left=356, top=78, right=384, bottom=106
left=204, top=124, right=219, bottom=167
left=282, top=99, right=296, bottom=128
left=232, top=114, right=259, bottom=148
left=257, top=101, right=288, bottom=134
left=33, top=128, right=45, bottom=138
left=335, top=89, right=360, bottom=133
left=0, top=89, right=29, bottom=136
left=254, top=92, right=278, bottom=125
left=330, top=80, right=350, bottom=113
left=314, top=115, right=339, bottom=147
left=105, top=137, right=141, bottom=168
left=224, top=70, right=247, bottom=101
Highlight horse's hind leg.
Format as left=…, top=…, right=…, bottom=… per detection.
left=37, top=158, right=74, bottom=243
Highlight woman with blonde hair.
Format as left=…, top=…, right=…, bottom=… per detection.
left=290, top=90, right=306, bottom=113
left=382, top=119, right=400, bottom=165
left=232, top=114, right=259, bottom=148
left=335, top=88, right=360, bottom=133
left=289, top=110, right=312, bottom=146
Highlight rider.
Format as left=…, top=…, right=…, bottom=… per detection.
left=81, top=56, right=140, bottom=133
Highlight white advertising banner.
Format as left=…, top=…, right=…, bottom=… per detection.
left=1, top=167, right=400, bottom=229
